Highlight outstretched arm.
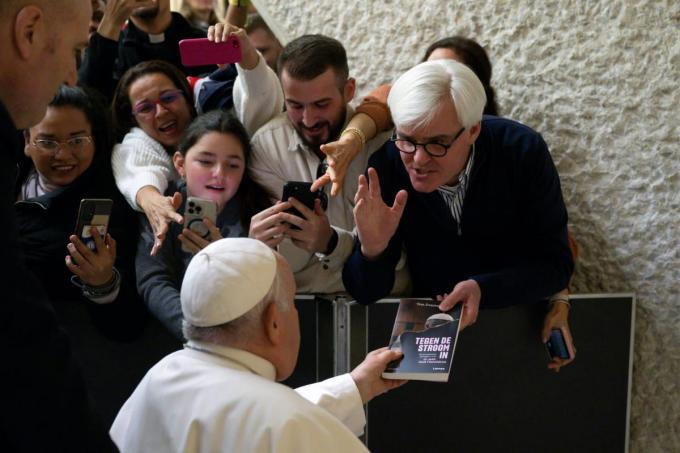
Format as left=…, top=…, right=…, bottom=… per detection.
left=296, top=348, right=405, bottom=436
left=312, top=84, right=393, bottom=196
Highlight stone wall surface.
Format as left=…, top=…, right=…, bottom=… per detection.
left=255, top=0, right=680, bottom=450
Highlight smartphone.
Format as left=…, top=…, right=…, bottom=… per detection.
left=179, top=37, right=241, bottom=67
left=545, top=328, right=572, bottom=360
left=74, top=198, right=113, bottom=251
left=182, top=197, right=217, bottom=253
left=281, top=181, right=327, bottom=220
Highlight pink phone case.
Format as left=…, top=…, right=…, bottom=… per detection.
left=179, top=37, right=242, bottom=67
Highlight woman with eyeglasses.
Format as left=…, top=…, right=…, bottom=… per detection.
left=111, top=24, right=283, bottom=256
left=14, top=85, right=146, bottom=342
left=111, top=59, right=199, bottom=256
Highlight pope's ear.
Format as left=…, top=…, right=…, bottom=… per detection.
left=14, top=6, right=46, bottom=61
left=262, top=301, right=283, bottom=346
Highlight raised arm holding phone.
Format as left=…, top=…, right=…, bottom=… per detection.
left=110, top=18, right=283, bottom=255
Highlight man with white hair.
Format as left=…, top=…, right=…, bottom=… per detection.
left=344, top=60, right=574, bottom=335
left=111, top=238, right=405, bottom=452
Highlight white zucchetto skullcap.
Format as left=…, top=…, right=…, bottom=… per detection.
left=181, top=238, right=277, bottom=327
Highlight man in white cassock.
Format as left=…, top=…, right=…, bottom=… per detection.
left=110, top=237, right=405, bottom=452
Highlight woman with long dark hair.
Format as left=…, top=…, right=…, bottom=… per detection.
left=136, top=110, right=272, bottom=339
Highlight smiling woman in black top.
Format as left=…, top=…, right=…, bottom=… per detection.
left=15, top=85, right=146, bottom=341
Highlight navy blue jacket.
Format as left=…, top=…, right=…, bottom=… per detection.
left=343, top=116, right=574, bottom=307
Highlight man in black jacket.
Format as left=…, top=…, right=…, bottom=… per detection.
left=79, top=0, right=214, bottom=100
left=0, top=0, right=115, bottom=450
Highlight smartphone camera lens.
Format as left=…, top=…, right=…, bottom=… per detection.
left=189, top=201, right=195, bottom=208
left=196, top=206, right=202, bottom=213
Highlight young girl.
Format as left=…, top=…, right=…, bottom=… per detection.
left=136, top=110, right=272, bottom=339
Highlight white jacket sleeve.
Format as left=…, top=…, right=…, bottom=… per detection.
left=111, top=128, right=178, bottom=211
left=233, top=54, right=284, bottom=136
left=295, top=374, right=366, bottom=436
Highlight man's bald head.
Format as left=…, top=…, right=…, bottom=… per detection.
left=0, top=0, right=69, bottom=18
left=0, top=0, right=91, bottom=128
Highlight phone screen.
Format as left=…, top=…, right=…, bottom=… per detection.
left=546, top=328, right=570, bottom=360
left=75, top=199, right=113, bottom=250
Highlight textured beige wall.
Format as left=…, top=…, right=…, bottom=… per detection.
left=257, top=0, right=680, bottom=450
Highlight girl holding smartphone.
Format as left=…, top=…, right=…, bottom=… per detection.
left=136, top=110, right=271, bottom=339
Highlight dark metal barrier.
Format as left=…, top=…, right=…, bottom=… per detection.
left=338, top=294, right=635, bottom=453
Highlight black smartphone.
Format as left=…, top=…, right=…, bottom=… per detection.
left=74, top=198, right=113, bottom=251
left=545, top=328, right=571, bottom=360
left=281, top=181, right=327, bottom=219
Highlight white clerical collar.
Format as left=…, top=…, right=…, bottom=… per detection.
left=185, top=340, right=277, bottom=381
left=148, top=32, right=165, bottom=43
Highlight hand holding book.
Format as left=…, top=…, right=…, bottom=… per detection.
left=350, top=348, right=407, bottom=404
left=436, top=279, right=481, bottom=330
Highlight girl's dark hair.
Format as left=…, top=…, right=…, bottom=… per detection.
left=111, top=60, right=197, bottom=142
left=422, top=36, right=499, bottom=116
left=177, top=110, right=273, bottom=229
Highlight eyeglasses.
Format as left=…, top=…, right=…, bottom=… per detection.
left=131, top=89, right=184, bottom=117
left=391, top=127, right=466, bottom=158
left=32, top=136, right=93, bottom=154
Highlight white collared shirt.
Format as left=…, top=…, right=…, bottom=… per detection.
left=438, top=144, right=476, bottom=235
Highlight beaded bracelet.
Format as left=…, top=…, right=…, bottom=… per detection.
left=71, top=267, right=121, bottom=298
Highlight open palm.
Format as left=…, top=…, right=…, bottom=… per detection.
left=353, top=168, right=408, bottom=259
